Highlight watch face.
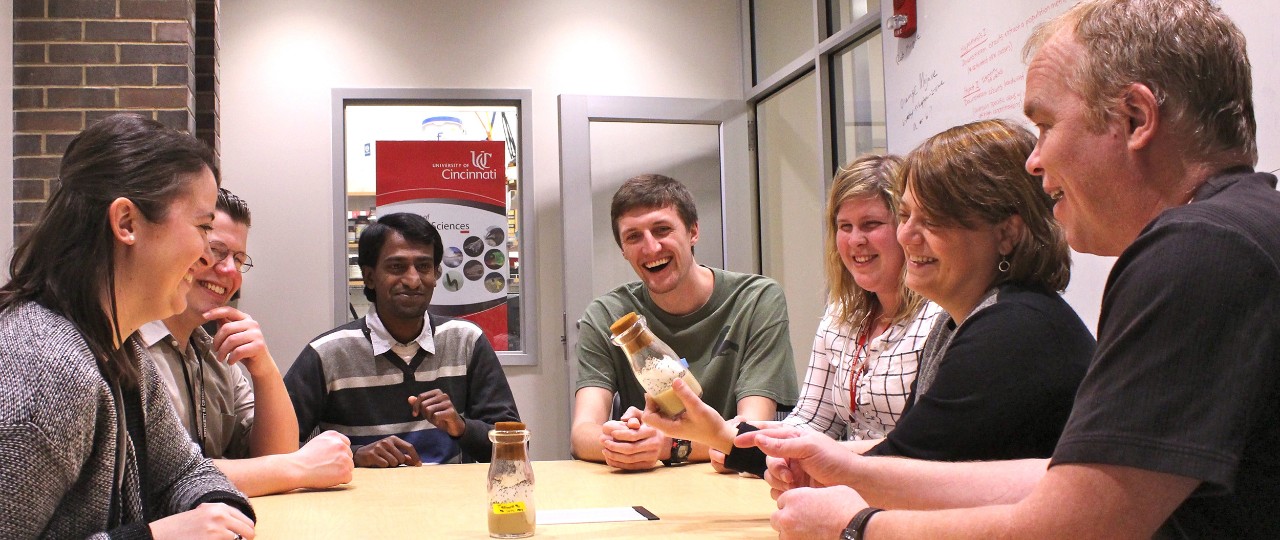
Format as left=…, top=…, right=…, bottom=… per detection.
left=675, top=442, right=691, bottom=460
left=665, top=439, right=692, bottom=466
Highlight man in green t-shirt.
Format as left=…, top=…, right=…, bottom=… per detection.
left=571, top=174, right=798, bottom=471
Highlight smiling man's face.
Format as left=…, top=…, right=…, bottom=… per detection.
left=1023, top=30, right=1146, bottom=256
left=364, top=230, right=438, bottom=325
left=184, top=209, right=248, bottom=317
left=615, top=205, right=699, bottom=296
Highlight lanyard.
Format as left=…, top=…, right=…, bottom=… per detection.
left=848, top=325, right=872, bottom=408
left=175, top=340, right=207, bottom=454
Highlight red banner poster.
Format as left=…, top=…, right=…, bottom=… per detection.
left=375, top=140, right=510, bottom=350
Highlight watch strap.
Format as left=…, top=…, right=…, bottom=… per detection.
left=841, top=507, right=883, bottom=540
left=661, top=438, right=691, bottom=466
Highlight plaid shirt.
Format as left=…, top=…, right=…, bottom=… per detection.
left=784, top=301, right=943, bottom=440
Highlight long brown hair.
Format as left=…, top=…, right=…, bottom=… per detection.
left=0, top=114, right=219, bottom=386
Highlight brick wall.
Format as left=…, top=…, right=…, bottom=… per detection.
left=11, top=0, right=219, bottom=238
left=194, top=0, right=218, bottom=155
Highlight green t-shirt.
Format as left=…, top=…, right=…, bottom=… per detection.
left=575, top=266, right=798, bottom=420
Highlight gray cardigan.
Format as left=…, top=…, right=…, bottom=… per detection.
left=0, top=302, right=251, bottom=539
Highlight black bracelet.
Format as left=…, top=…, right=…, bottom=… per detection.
left=841, top=507, right=884, bottom=540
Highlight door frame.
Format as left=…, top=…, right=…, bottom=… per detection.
left=557, top=95, right=754, bottom=419
left=331, top=88, right=539, bottom=366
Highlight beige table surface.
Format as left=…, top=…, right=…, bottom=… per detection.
left=250, top=459, right=779, bottom=539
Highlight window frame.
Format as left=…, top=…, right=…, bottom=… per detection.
left=331, top=88, right=539, bottom=366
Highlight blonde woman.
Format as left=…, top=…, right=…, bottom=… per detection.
left=647, top=154, right=941, bottom=475
left=780, top=155, right=941, bottom=442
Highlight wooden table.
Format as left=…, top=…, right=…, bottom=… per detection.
left=250, top=460, right=779, bottom=538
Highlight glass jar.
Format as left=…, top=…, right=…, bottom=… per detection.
left=609, top=312, right=703, bottom=417
left=488, top=422, right=535, bottom=538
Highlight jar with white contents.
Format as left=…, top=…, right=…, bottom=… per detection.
left=609, top=312, right=703, bottom=417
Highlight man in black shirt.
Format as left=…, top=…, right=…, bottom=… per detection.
left=738, top=1, right=1280, bottom=538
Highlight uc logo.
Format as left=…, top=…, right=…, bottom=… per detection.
left=470, top=150, right=492, bottom=169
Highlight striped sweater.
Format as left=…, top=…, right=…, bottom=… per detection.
left=284, top=314, right=519, bottom=463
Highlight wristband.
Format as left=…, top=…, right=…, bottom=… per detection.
left=840, top=507, right=883, bottom=540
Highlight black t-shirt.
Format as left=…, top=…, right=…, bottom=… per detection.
left=865, top=283, right=1095, bottom=461
left=1051, top=170, right=1280, bottom=539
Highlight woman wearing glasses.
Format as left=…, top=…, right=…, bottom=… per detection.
left=0, top=114, right=256, bottom=539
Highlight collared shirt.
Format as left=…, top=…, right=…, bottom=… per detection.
left=284, top=312, right=522, bottom=464
left=366, top=307, right=434, bottom=363
left=139, top=320, right=256, bottom=459
left=784, top=301, right=943, bottom=441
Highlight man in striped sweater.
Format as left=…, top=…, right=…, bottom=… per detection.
left=284, top=212, right=520, bottom=466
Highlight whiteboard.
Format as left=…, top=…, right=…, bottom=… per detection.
left=878, top=1, right=1279, bottom=333
left=882, top=0, right=1074, bottom=152
left=880, top=0, right=1097, bottom=332
left=882, top=0, right=1276, bottom=173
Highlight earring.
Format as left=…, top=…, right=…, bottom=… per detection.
left=997, top=255, right=1011, bottom=273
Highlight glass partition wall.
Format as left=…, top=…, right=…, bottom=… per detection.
left=747, top=1, right=886, bottom=373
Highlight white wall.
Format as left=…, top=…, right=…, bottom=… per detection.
left=218, top=0, right=744, bottom=460
left=757, top=73, right=825, bottom=385
left=1221, top=1, right=1280, bottom=175
left=879, top=0, right=1116, bottom=332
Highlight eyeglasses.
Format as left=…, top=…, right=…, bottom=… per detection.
left=209, top=241, right=254, bottom=273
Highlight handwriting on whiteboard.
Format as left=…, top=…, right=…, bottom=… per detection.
left=899, top=69, right=944, bottom=131
left=884, top=0, right=1075, bottom=145
left=956, top=0, right=1071, bottom=121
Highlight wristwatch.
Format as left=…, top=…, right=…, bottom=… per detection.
left=841, top=507, right=883, bottom=540
left=662, top=438, right=692, bottom=466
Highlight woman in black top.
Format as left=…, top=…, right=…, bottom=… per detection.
left=862, top=118, right=1094, bottom=461
left=646, top=119, right=1094, bottom=471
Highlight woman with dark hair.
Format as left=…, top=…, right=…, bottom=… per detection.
left=0, top=114, right=256, bottom=539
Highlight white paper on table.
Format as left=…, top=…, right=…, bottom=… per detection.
left=536, top=506, right=659, bottom=525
